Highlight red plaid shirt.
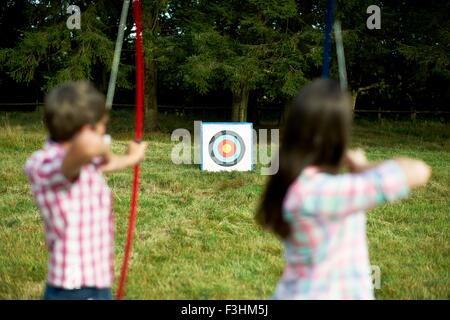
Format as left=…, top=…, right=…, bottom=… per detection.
left=24, top=140, right=113, bottom=289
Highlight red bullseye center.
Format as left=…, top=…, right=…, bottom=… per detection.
left=218, top=140, right=236, bottom=157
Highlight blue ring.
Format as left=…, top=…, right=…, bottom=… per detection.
left=208, top=130, right=246, bottom=167
left=212, top=135, right=241, bottom=163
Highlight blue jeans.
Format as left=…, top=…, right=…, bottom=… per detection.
left=43, top=284, right=112, bottom=300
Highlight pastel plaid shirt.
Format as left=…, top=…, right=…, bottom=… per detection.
left=24, top=140, right=113, bottom=289
left=273, top=160, right=409, bottom=299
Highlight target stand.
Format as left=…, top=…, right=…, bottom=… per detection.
left=200, top=122, right=253, bottom=172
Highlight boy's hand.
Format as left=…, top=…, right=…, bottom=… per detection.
left=99, top=140, right=147, bottom=173
left=126, top=141, right=147, bottom=165
left=343, top=148, right=369, bottom=172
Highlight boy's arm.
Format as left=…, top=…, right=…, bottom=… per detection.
left=99, top=141, right=147, bottom=173
left=61, top=129, right=110, bottom=181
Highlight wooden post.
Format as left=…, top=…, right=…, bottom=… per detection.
left=411, top=107, right=416, bottom=121
left=36, top=99, right=40, bottom=113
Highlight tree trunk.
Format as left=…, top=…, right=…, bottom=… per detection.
left=351, top=90, right=358, bottom=111
left=144, top=58, right=158, bottom=132
left=232, top=91, right=240, bottom=121
left=101, top=67, right=108, bottom=93
left=142, top=3, right=159, bottom=132
left=281, top=99, right=291, bottom=125
left=231, top=85, right=250, bottom=122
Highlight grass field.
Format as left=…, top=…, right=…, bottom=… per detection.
left=0, top=110, right=449, bottom=299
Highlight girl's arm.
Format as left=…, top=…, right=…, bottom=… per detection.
left=300, top=150, right=431, bottom=219
left=344, top=148, right=431, bottom=189
left=392, top=158, right=431, bottom=189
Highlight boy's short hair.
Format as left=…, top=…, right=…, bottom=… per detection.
left=44, top=81, right=107, bottom=142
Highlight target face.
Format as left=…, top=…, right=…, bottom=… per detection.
left=208, top=130, right=245, bottom=167
left=200, top=122, right=253, bottom=172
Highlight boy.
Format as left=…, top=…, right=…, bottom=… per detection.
left=24, top=81, right=147, bottom=300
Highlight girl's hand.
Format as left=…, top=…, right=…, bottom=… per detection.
left=344, top=148, right=369, bottom=172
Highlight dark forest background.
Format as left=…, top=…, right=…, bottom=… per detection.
left=1, top=0, right=449, bottom=129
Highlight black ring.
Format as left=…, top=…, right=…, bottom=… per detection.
left=208, top=130, right=245, bottom=167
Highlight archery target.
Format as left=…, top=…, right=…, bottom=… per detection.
left=201, top=123, right=253, bottom=172
left=209, top=130, right=245, bottom=167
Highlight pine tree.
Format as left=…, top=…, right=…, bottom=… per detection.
left=0, top=1, right=129, bottom=93
left=174, top=0, right=319, bottom=121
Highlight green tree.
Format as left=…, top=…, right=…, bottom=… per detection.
left=0, top=1, right=132, bottom=93
left=334, top=0, right=450, bottom=111
left=175, top=0, right=312, bottom=122
left=2, top=0, right=448, bottom=121
left=141, top=0, right=170, bottom=131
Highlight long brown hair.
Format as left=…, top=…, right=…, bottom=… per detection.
left=256, top=79, right=352, bottom=238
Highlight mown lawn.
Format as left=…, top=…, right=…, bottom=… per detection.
left=0, top=110, right=449, bottom=299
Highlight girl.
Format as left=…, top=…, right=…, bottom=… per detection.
left=256, top=79, right=431, bottom=299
